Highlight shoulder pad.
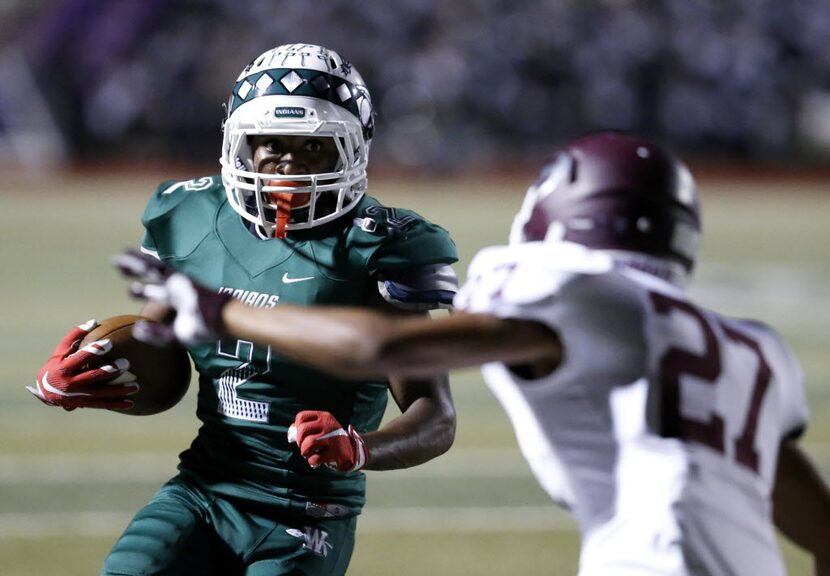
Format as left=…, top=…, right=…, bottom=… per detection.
left=141, top=176, right=224, bottom=259
left=142, top=176, right=222, bottom=221
left=460, top=242, right=615, bottom=309
left=349, top=197, right=458, bottom=272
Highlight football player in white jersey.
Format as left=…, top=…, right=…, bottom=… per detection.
left=117, top=132, right=830, bottom=576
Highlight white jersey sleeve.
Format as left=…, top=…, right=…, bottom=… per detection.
left=457, top=242, right=648, bottom=393
left=457, top=241, right=618, bottom=322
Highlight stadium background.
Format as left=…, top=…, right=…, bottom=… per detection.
left=1, top=1, right=828, bottom=574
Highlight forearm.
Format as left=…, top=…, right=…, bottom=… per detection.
left=773, top=440, right=830, bottom=564
left=222, top=300, right=561, bottom=380
left=222, top=299, right=391, bottom=378
left=363, top=374, right=456, bottom=471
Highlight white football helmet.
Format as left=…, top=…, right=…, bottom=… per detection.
left=220, top=44, right=374, bottom=237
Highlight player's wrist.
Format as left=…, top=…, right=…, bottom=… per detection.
left=347, top=425, right=369, bottom=471
left=200, top=289, right=233, bottom=340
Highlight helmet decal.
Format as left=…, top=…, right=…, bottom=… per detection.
left=228, top=68, right=373, bottom=139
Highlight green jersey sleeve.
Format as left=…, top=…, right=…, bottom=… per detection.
left=348, top=198, right=458, bottom=272
left=140, top=176, right=224, bottom=260
left=346, top=197, right=459, bottom=309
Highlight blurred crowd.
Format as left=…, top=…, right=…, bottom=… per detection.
left=1, top=0, right=829, bottom=171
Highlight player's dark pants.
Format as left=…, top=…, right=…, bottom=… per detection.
left=101, top=475, right=356, bottom=576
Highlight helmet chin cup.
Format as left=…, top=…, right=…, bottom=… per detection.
left=219, top=44, right=374, bottom=237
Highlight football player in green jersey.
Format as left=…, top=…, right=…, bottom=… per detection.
left=32, top=43, right=459, bottom=576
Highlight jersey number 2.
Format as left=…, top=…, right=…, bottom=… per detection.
left=216, top=339, right=272, bottom=423
left=649, top=292, right=771, bottom=473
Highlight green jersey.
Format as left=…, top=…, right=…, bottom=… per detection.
left=140, top=175, right=458, bottom=516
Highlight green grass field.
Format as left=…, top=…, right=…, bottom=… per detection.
left=1, top=172, right=828, bottom=575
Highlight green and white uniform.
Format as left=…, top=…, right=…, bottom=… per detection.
left=102, top=176, right=457, bottom=576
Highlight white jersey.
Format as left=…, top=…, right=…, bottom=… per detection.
left=455, top=242, right=808, bottom=576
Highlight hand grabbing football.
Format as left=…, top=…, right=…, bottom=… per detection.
left=30, top=316, right=191, bottom=415
left=29, top=319, right=137, bottom=411
left=78, top=315, right=191, bottom=415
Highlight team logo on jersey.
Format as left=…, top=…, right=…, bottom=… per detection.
left=218, top=287, right=279, bottom=308
left=286, top=527, right=335, bottom=557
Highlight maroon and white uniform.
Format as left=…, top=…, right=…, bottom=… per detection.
left=456, top=241, right=808, bottom=576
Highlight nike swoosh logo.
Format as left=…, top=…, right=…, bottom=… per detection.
left=41, top=371, right=91, bottom=397
left=282, top=272, right=315, bottom=284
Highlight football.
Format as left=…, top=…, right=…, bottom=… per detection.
left=80, top=314, right=192, bottom=416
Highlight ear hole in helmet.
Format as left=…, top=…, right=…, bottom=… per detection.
left=568, top=155, right=579, bottom=183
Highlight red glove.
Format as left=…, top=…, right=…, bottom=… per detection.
left=27, top=320, right=139, bottom=411
left=288, top=410, right=368, bottom=472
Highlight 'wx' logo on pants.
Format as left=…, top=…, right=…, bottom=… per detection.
left=287, top=527, right=334, bottom=557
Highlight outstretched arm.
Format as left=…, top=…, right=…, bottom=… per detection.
left=772, top=438, right=830, bottom=575
left=115, top=248, right=562, bottom=379
left=115, top=248, right=560, bottom=473
left=223, top=298, right=560, bottom=379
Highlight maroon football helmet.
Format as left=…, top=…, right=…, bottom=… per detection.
left=510, top=132, right=701, bottom=275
